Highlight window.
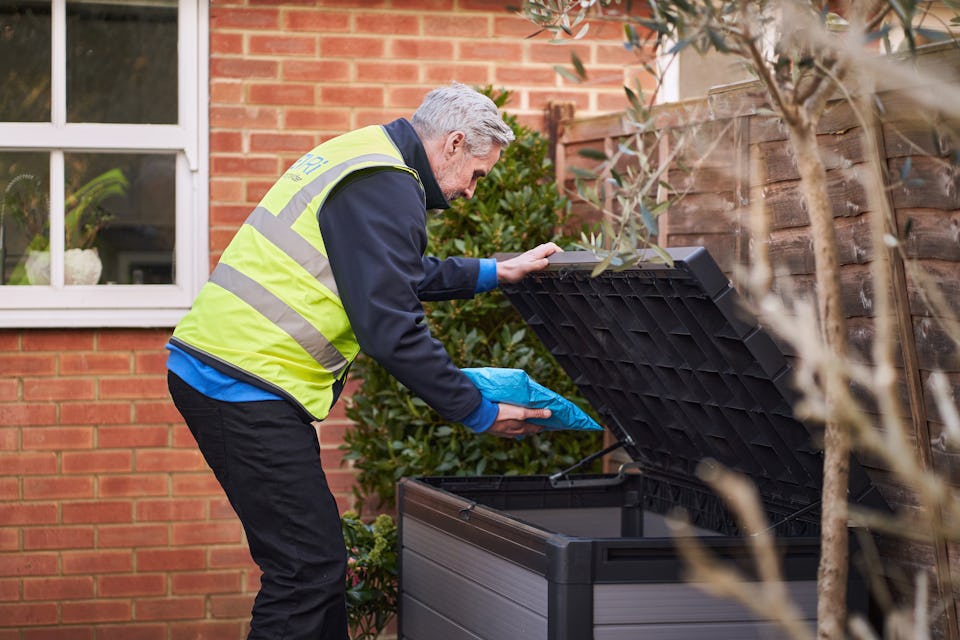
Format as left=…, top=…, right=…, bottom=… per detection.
left=0, top=0, right=208, bottom=327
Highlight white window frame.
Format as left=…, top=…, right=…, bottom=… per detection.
left=0, top=0, right=209, bottom=328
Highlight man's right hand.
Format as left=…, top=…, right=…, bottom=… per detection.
left=485, top=402, right=550, bottom=438
left=495, top=242, right=562, bottom=283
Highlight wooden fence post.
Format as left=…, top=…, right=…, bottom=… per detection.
left=545, top=101, right=576, bottom=193
left=873, top=107, right=960, bottom=638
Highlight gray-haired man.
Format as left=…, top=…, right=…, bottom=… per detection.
left=166, top=83, right=559, bottom=639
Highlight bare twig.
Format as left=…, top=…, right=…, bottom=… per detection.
left=668, top=461, right=816, bottom=640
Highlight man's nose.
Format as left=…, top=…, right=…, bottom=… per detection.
left=463, top=181, right=477, bottom=199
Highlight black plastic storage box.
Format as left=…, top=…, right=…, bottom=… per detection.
left=398, top=247, right=880, bottom=640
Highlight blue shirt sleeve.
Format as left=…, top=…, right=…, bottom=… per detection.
left=460, top=396, right=498, bottom=433
left=474, top=258, right=499, bottom=294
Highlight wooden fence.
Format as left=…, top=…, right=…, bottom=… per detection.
left=550, top=42, right=960, bottom=635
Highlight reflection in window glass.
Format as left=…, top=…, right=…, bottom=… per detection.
left=0, top=153, right=50, bottom=286
left=64, top=153, right=176, bottom=285
left=67, top=1, right=178, bottom=124
left=0, top=1, right=52, bottom=122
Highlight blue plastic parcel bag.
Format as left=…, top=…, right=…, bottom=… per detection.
left=461, top=367, right=603, bottom=432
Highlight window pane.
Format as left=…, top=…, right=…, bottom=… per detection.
left=66, top=1, right=177, bottom=124
left=0, top=1, right=52, bottom=122
left=64, top=152, right=175, bottom=285
left=0, top=152, right=50, bottom=286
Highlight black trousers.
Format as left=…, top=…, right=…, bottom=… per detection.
left=168, top=372, right=349, bottom=640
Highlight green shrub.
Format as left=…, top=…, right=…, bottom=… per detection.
left=341, top=511, right=398, bottom=640
left=342, top=89, right=602, bottom=511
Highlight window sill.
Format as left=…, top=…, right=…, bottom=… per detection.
left=0, top=306, right=188, bottom=329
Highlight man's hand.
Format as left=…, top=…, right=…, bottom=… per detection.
left=496, top=242, right=563, bottom=284
left=485, top=402, right=550, bottom=439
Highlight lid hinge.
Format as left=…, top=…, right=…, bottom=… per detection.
left=549, top=435, right=640, bottom=489
left=763, top=483, right=880, bottom=534
left=763, top=499, right=822, bottom=534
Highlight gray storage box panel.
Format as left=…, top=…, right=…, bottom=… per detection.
left=592, top=581, right=817, bottom=624
left=399, top=247, right=874, bottom=640
left=403, top=518, right=547, bottom=614
left=593, top=621, right=806, bottom=640
left=402, top=595, right=484, bottom=640
left=402, top=550, right=547, bottom=639
left=399, top=474, right=826, bottom=640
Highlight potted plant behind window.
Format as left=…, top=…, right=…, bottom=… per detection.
left=1, top=168, right=128, bottom=285
left=1, top=173, right=46, bottom=285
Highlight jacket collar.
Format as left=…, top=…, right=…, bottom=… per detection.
left=383, top=118, right=450, bottom=210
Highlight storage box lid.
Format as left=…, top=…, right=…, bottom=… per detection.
left=501, top=246, right=880, bottom=512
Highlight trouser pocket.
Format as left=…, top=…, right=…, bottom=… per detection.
left=168, top=371, right=229, bottom=483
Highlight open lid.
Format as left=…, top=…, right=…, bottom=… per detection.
left=500, top=246, right=881, bottom=512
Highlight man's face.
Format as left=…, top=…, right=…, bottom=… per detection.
left=432, top=132, right=502, bottom=202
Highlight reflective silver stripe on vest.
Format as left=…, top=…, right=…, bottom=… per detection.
left=210, top=263, right=348, bottom=374
left=246, top=207, right=340, bottom=296
left=275, top=152, right=409, bottom=224
left=245, top=152, right=413, bottom=295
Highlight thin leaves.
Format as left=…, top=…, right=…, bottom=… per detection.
left=667, top=37, right=692, bottom=55
left=639, top=201, right=659, bottom=236
left=571, top=51, right=587, bottom=79
left=554, top=64, right=582, bottom=83
left=554, top=51, right=588, bottom=83
left=625, top=85, right=644, bottom=114
left=899, top=156, right=913, bottom=182
left=915, top=27, right=952, bottom=42
left=706, top=27, right=730, bottom=52
left=624, top=22, right=641, bottom=49
left=578, top=147, right=608, bottom=161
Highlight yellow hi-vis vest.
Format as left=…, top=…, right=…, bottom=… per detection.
left=172, top=125, right=423, bottom=420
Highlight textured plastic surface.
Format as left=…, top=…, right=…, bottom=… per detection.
left=501, top=246, right=877, bottom=511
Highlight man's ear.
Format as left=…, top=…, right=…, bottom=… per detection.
left=445, top=131, right=466, bottom=157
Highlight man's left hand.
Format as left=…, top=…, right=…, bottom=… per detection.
left=485, top=402, right=549, bottom=439
left=496, top=242, right=563, bottom=283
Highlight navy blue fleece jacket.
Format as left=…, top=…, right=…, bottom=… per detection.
left=318, top=118, right=495, bottom=426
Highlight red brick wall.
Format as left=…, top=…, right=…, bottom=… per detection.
left=207, top=0, right=638, bottom=260
left=1, top=2, right=636, bottom=638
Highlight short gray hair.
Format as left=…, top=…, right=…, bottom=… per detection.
left=410, top=83, right=515, bottom=157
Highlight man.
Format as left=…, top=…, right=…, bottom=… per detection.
left=166, top=83, right=560, bottom=639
